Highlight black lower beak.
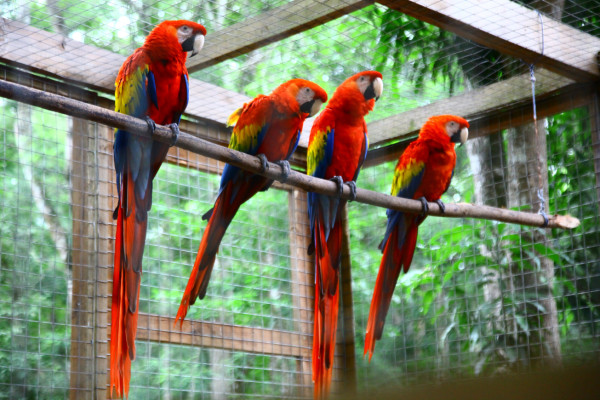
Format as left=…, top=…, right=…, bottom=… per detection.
left=181, top=35, right=195, bottom=53
left=364, top=82, right=376, bottom=101
left=300, top=99, right=315, bottom=114
left=450, top=131, right=462, bottom=145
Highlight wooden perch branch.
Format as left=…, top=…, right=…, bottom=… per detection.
left=0, top=79, right=580, bottom=230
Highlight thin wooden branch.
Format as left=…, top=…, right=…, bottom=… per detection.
left=0, top=79, right=580, bottom=230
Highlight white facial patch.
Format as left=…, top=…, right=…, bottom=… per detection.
left=445, top=120, right=469, bottom=144
left=296, top=87, right=315, bottom=107
left=445, top=121, right=459, bottom=138
left=176, top=25, right=193, bottom=44
left=356, top=75, right=370, bottom=95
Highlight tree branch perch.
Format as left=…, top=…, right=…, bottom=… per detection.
left=0, top=79, right=580, bottom=230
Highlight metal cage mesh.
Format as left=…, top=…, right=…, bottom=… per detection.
left=0, top=0, right=599, bottom=398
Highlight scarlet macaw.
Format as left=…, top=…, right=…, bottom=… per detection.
left=307, top=71, right=383, bottom=398
left=111, top=20, right=206, bottom=398
left=175, top=79, right=328, bottom=325
left=364, top=115, right=469, bottom=361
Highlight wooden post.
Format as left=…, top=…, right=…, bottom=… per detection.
left=338, top=204, right=357, bottom=393
left=590, top=92, right=600, bottom=211
left=94, top=123, right=115, bottom=399
left=288, top=189, right=315, bottom=397
left=70, top=116, right=113, bottom=399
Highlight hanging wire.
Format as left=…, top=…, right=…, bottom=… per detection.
left=529, top=10, right=549, bottom=228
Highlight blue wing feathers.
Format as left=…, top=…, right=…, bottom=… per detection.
left=397, top=168, right=425, bottom=199
left=325, top=128, right=334, bottom=168
left=147, top=71, right=159, bottom=110
left=175, top=73, right=189, bottom=124
left=286, top=129, right=302, bottom=160
left=113, top=129, right=128, bottom=197
left=379, top=167, right=425, bottom=252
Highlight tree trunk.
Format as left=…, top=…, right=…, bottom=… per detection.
left=505, top=120, right=561, bottom=366
left=466, top=132, right=507, bottom=208
left=500, top=0, right=565, bottom=368
left=210, top=348, right=230, bottom=400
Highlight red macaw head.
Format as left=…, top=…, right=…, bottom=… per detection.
left=327, top=70, right=384, bottom=116
left=421, top=115, right=470, bottom=145
left=144, top=20, right=207, bottom=58
left=273, top=79, right=328, bottom=118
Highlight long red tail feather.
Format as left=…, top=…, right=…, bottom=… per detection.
left=110, top=173, right=145, bottom=398
left=175, top=183, right=242, bottom=327
left=364, top=222, right=418, bottom=361
left=312, top=218, right=341, bottom=399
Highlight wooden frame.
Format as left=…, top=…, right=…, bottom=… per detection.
left=1, top=1, right=598, bottom=397
left=591, top=91, right=600, bottom=210
left=378, top=0, right=600, bottom=82
left=3, top=0, right=600, bottom=149
left=186, top=0, right=372, bottom=72
left=70, top=116, right=113, bottom=399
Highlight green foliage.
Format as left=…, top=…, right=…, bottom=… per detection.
left=0, top=100, right=71, bottom=399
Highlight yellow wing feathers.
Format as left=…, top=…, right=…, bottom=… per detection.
left=391, top=159, right=424, bottom=196
left=226, top=107, right=243, bottom=127
left=307, top=127, right=331, bottom=177
left=229, top=122, right=263, bottom=153
left=115, top=64, right=149, bottom=117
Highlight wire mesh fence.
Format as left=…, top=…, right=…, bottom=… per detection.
left=351, top=103, right=600, bottom=391
left=0, top=0, right=599, bottom=399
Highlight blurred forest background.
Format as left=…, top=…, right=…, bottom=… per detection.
left=0, top=0, right=599, bottom=398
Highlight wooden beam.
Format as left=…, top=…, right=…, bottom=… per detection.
left=288, top=189, right=316, bottom=396
left=591, top=92, right=600, bottom=212
left=70, top=118, right=96, bottom=400
left=187, top=0, right=372, bottom=72
left=365, top=68, right=573, bottom=148
left=0, top=18, right=318, bottom=146
left=70, top=114, right=112, bottom=399
left=378, top=0, right=600, bottom=82
left=0, top=64, right=309, bottom=169
left=365, top=80, right=594, bottom=167
left=131, top=313, right=311, bottom=358
left=0, top=18, right=249, bottom=126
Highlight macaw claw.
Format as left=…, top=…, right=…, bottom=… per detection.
left=435, top=199, right=446, bottom=213
left=346, top=180, right=357, bottom=201
left=168, top=123, right=180, bottom=146
left=257, top=154, right=269, bottom=173
left=274, top=160, right=291, bottom=183
left=418, top=196, right=429, bottom=215
left=330, top=176, right=344, bottom=198
left=144, top=116, right=156, bottom=135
